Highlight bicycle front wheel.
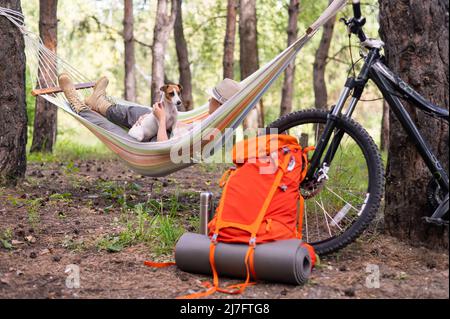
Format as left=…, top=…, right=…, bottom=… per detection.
left=268, top=109, right=385, bottom=255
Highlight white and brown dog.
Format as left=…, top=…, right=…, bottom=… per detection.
left=128, top=84, right=183, bottom=142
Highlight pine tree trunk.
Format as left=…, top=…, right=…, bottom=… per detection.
left=0, top=0, right=27, bottom=186
left=380, top=100, right=389, bottom=151
left=280, top=0, right=299, bottom=117
left=313, top=0, right=335, bottom=110
left=174, top=0, right=193, bottom=111
left=223, top=0, right=237, bottom=80
left=151, top=0, right=177, bottom=105
left=124, top=0, right=137, bottom=102
left=30, top=0, right=58, bottom=153
left=239, top=0, right=263, bottom=129
left=379, top=0, right=449, bottom=249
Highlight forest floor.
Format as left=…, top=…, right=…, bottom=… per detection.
left=0, top=159, right=448, bottom=299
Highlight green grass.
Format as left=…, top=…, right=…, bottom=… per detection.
left=96, top=203, right=184, bottom=255
left=96, top=180, right=145, bottom=212
left=61, top=235, right=87, bottom=251
left=0, top=228, right=13, bottom=250
left=94, top=182, right=194, bottom=254
left=6, top=195, right=42, bottom=231
left=49, top=192, right=73, bottom=202
left=151, top=214, right=184, bottom=255
left=26, top=198, right=42, bottom=231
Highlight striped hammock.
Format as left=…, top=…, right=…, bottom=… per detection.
left=0, top=0, right=347, bottom=177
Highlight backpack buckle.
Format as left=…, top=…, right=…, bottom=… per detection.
left=279, top=184, right=288, bottom=192
left=249, top=236, right=257, bottom=247
left=211, top=233, right=219, bottom=244
left=287, top=157, right=296, bottom=171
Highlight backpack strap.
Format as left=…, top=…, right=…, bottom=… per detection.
left=296, top=194, right=305, bottom=239
left=218, top=166, right=236, bottom=188
left=302, top=242, right=317, bottom=268
left=177, top=240, right=256, bottom=299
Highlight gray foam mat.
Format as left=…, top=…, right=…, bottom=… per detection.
left=175, top=232, right=311, bottom=285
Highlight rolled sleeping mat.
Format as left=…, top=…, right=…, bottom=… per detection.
left=175, top=232, right=311, bottom=285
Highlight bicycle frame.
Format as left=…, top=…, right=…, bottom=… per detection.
left=306, top=47, right=449, bottom=198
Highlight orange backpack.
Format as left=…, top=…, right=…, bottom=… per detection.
left=209, top=134, right=313, bottom=243
left=185, top=134, right=315, bottom=298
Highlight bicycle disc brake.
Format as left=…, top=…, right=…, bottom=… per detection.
left=301, top=164, right=330, bottom=199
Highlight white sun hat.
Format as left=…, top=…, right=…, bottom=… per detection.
left=205, top=78, right=241, bottom=104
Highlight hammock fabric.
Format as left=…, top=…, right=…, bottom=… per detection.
left=0, top=0, right=347, bottom=177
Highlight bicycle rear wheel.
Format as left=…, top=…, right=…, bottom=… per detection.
left=268, top=109, right=385, bottom=255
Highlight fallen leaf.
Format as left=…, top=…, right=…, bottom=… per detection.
left=0, top=277, right=11, bottom=286
left=40, top=248, right=51, bottom=255
left=25, top=236, right=36, bottom=244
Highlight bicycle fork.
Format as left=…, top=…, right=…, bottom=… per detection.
left=305, top=80, right=367, bottom=182
left=305, top=49, right=377, bottom=182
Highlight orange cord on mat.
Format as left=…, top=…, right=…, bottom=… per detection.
left=177, top=242, right=257, bottom=299
left=144, top=261, right=176, bottom=268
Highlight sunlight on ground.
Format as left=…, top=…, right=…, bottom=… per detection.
left=27, top=110, right=113, bottom=163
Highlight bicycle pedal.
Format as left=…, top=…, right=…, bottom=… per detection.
left=422, top=216, right=449, bottom=226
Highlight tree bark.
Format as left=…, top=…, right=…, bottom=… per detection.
left=239, top=0, right=263, bottom=129
left=312, top=0, right=336, bottom=110
left=151, top=0, right=177, bottom=105
left=380, top=100, right=389, bottom=151
left=174, top=0, right=193, bottom=111
left=223, top=0, right=237, bottom=80
left=280, top=0, right=299, bottom=117
left=0, top=0, right=27, bottom=186
left=379, top=0, right=449, bottom=249
left=30, top=0, right=58, bottom=153
left=124, top=0, right=137, bottom=102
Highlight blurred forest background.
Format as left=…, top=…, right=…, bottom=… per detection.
left=21, top=0, right=383, bottom=158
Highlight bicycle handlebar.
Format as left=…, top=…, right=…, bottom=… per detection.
left=352, top=0, right=362, bottom=20
left=349, top=0, right=367, bottom=42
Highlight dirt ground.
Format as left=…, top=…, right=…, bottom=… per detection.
left=0, top=159, right=448, bottom=299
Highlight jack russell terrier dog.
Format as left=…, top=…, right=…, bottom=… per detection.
left=128, top=84, right=183, bottom=142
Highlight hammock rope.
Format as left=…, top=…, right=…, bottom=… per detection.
left=0, top=0, right=347, bottom=177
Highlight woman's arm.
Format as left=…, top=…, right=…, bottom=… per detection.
left=153, top=102, right=169, bottom=142
left=156, top=119, right=168, bottom=141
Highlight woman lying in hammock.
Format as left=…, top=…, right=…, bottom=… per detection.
left=58, top=74, right=241, bottom=142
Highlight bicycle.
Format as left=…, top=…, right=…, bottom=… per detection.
left=268, top=0, right=449, bottom=255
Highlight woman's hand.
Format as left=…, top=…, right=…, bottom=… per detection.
left=153, top=102, right=166, bottom=122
